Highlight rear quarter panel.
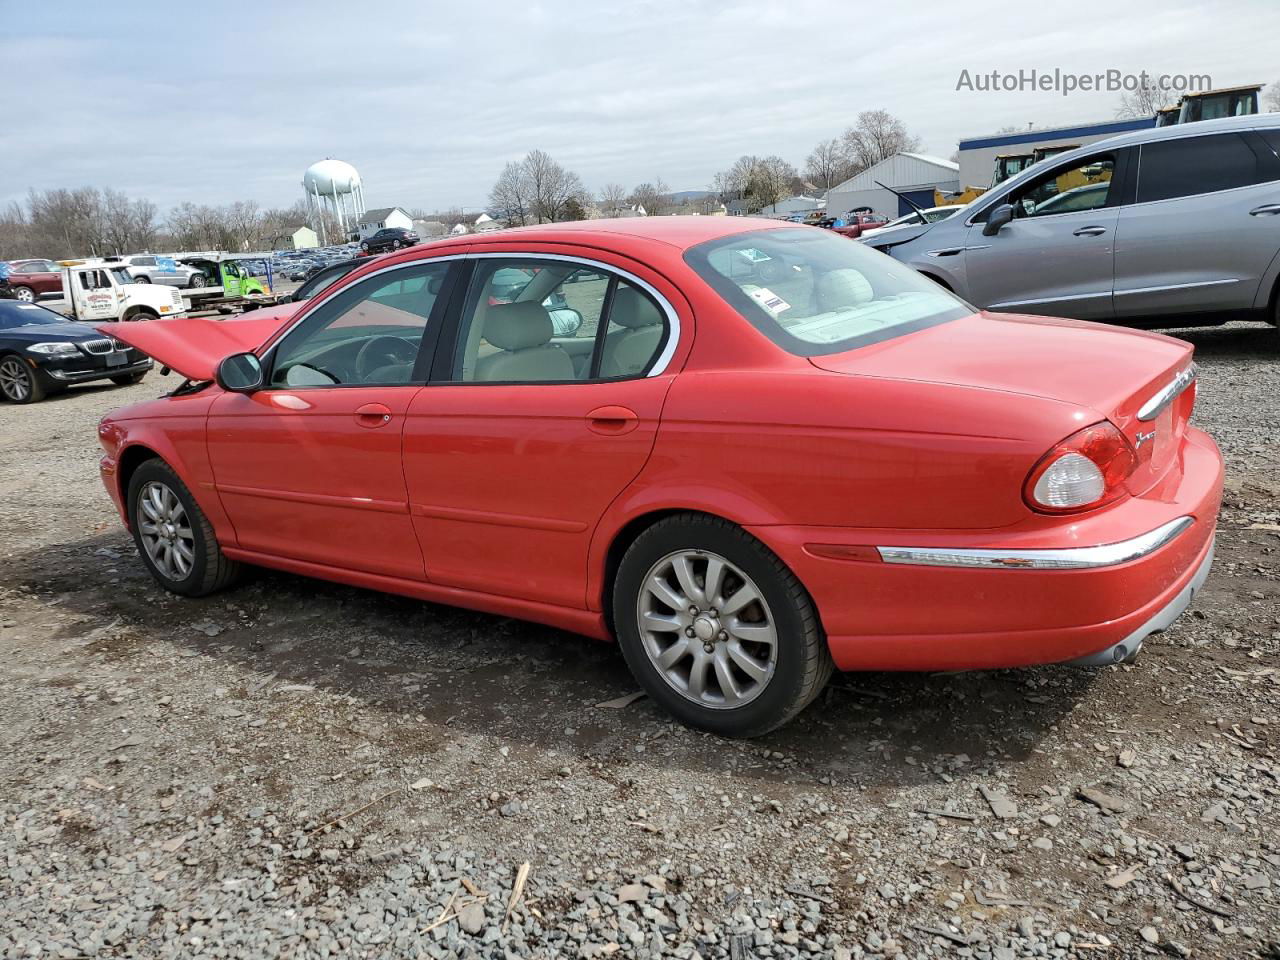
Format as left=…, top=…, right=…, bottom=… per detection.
left=585, top=368, right=1090, bottom=609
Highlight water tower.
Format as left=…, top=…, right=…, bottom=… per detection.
left=302, top=158, right=365, bottom=245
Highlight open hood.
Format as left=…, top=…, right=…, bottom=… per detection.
left=97, top=302, right=299, bottom=381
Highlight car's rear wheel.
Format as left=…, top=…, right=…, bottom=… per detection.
left=0, top=354, right=44, bottom=403
left=127, top=460, right=240, bottom=597
left=110, top=371, right=147, bottom=386
left=12, top=286, right=35, bottom=302
left=613, top=513, right=833, bottom=737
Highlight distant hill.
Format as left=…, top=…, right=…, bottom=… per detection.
left=669, top=190, right=714, bottom=202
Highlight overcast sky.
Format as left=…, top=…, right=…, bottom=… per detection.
left=2, top=0, right=1275, bottom=214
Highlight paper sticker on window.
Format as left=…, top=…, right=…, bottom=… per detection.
left=747, top=287, right=790, bottom=315
left=736, top=248, right=772, bottom=264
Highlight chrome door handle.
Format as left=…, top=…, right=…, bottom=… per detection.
left=1072, top=226, right=1108, bottom=237
left=1249, top=203, right=1280, bottom=216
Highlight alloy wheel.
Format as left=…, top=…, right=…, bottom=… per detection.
left=636, top=549, right=777, bottom=709
left=13, top=287, right=34, bottom=302
left=137, top=481, right=195, bottom=581
left=0, top=356, right=31, bottom=401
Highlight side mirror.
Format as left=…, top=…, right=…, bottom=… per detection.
left=549, top=307, right=584, bottom=337
left=216, top=352, right=264, bottom=393
left=982, top=203, right=1014, bottom=237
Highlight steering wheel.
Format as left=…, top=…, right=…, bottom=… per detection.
left=354, top=336, right=418, bottom=381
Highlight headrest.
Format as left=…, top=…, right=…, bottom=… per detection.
left=816, top=268, right=874, bottom=310
left=484, top=301, right=553, bottom=351
left=610, top=285, right=662, bottom=329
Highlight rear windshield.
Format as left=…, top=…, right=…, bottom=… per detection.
left=684, top=227, right=969, bottom=356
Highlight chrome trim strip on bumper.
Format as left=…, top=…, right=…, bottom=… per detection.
left=876, top=516, right=1194, bottom=570
left=1068, top=535, right=1214, bottom=665
left=1138, top=363, right=1196, bottom=422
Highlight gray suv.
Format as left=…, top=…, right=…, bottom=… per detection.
left=864, top=114, right=1280, bottom=328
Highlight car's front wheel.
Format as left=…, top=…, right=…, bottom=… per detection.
left=135, top=275, right=151, bottom=283
left=0, top=354, right=44, bottom=403
left=127, top=460, right=240, bottom=597
left=613, top=513, right=833, bottom=737
left=188, top=274, right=206, bottom=288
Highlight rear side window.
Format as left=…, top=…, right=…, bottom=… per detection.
left=1137, top=134, right=1262, bottom=203
left=685, top=228, right=969, bottom=357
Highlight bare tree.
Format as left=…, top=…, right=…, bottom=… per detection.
left=753, top=157, right=798, bottom=210
left=628, top=178, right=671, bottom=216
left=1116, top=72, right=1166, bottom=119
left=489, top=151, right=586, bottom=225
left=805, top=137, right=853, bottom=192
left=0, top=201, right=28, bottom=261
left=598, top=182, right=628, bottom=216
left=489, top=160, right=531, bottom=227
left=1265, top=81, right=1280, bottom=113
left=841, top=110, right=922, bottom=170
left=524, top=149, right=585, bottom=223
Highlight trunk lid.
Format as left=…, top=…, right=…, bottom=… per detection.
left=97, top=303, right=299, bottom=382
left=809, top=311, right=1196, bottom=495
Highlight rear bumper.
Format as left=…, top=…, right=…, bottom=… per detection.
left=748, top=426, right=1224, bottom=671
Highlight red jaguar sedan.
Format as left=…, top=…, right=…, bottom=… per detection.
left=97, top=217, right=1222, bottom=737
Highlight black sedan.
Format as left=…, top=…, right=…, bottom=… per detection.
left=0, top=301, right=152, bottom=404
left=279, top=257, right=368, bottom=304
left=359, top=227, right=419, bottom=254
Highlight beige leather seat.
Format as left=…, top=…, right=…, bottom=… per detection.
left=815, top=268, right=875, bottom=312
left=600, top=286, right=664, bottom=377
left=474, top=302, right=575, bottom=382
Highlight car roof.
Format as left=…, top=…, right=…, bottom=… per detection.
left=968, top=112, right=1280, bottom=209
left=426, top=215, right=790, bottom=254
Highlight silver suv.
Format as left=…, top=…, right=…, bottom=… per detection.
left=120, top=255, right=205, bottom=288
left=864, top=114, right=1280, bottom=328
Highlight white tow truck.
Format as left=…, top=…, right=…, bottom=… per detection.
left=59, top=262, right=187, bottom=322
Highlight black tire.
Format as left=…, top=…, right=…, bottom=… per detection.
left=360, top=242, right=370, bottom=252
left=110, top=371, right=147, bottom=386
left=392, top=239, right=402, bottom=249
left=122, top=308, right=157, bottom=322
left=12, top=285, right=36, bottom=303
left=127, top=460, right=240, bottom=597
left=188, top=274, right=206, bottom=288
left=612, top=513, right=833, bottom=737
left=0, top=353, right=46, bottom=403
left=135, top=275, right=151, bottom=283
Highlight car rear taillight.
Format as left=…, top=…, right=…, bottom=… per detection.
left=1024, top=422, right=1137, bottom=513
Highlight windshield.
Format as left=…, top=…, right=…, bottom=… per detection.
left=684, top=228, right=970, bottom=356
left=0, top=301, right=64, bottom=329
left=110, top=267, right=134, bottom=285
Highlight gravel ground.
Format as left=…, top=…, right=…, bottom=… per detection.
left=0, top=321, right=1277, bottom=959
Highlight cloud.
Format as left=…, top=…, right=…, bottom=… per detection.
left=0, top=0, right=1272, bottom=214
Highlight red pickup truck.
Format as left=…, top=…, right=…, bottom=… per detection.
left=1, top=259, right=63, bottom=301
left=830, top=213, right=890, bottom=239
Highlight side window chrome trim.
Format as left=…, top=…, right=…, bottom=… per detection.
left=261, top=254, right=468, bottom=368
left=465, top=251, right=682, bottom=377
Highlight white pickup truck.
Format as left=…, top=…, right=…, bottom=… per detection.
left=59, top=263, right=187, bottom=322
